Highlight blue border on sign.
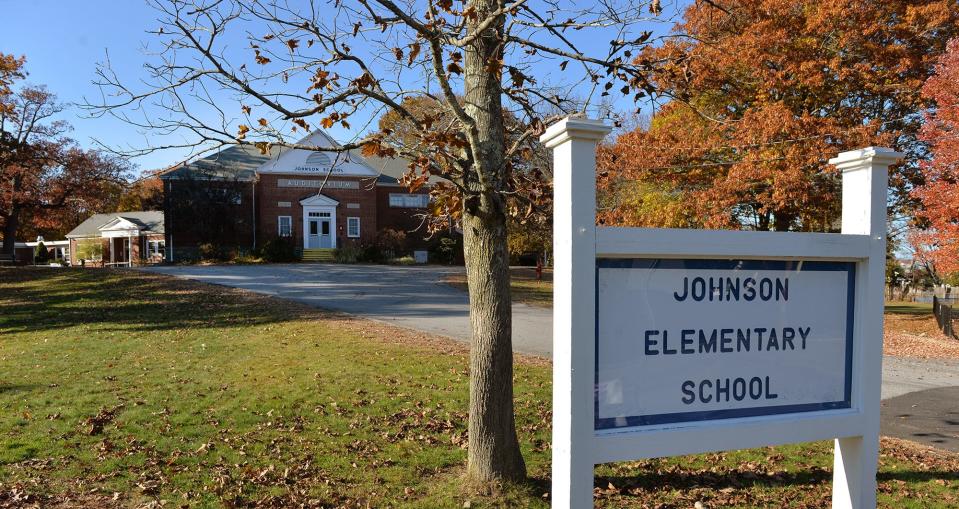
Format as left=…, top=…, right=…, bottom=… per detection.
left=594, top=258, right=856, bottom=431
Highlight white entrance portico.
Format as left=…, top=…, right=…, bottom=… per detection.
left=98, top=217, right=139, bottom=267
left=300, top=194, right=338, bottom=249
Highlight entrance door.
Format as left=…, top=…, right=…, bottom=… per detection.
left=308, top=219, right=321, bottom=248
left=319, top=219, right=332, bottom=248
left=306, top=211, right=334, bottom=249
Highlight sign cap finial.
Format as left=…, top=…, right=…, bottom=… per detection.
left=540, top=116, right=611, bottom=149
left=829, top=146, right=905, bottom=171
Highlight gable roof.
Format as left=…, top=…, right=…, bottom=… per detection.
left=257, top=131, right=381, bottom=177
left=66, top=211, right=165, bottom=238
left=156, top=130, right=437, bottom=185
left=362, top=153, right=445, bottom=185
left=160, top=144, right=280, bottom=181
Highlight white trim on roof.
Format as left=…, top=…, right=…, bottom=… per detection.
left=257, top=131, right=379, bottom=177
left=98, top=217, right=140, bottom=232
left=299, top=193, right=340, bottom=207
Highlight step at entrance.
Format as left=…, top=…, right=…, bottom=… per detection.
left=301, top=248, right=336, bottom=262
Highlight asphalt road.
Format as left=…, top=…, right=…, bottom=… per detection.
left=142, top=263, right=959, bottom=450
left=882, top=386, right=959, bottom=452
left=144, top=263, right=554, bottom=356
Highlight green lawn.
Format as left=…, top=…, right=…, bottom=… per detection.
left=884, top=301, right=934, bottom=316
left=445, top=267, right=553, bottom=307
left=1, top=268, right=957, bottom=508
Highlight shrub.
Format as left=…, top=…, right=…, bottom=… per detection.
left=198, top=243, right=223, bottom=261
left=376, top=228, right=408, bottom=260
left=334, top=244, right=362, bottom=263
left=260, top=236, right=297, bottom=263
left=359, top=243, right=384, bottom=263
left=429, top=235, right=461, bottom=265
left=234, top=253, right=264, bottom=264
left=392, top=255, right=415, bottom=265
left=34, top=242, right=50, bottom=264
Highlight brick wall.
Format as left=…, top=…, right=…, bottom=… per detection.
left=256, top=174, right=378, bottom=248
left=162, top=173, right=437, bottom=256
left=164, top=178, right=256, bottom=260
left=375, top=185, right=432, bottom=249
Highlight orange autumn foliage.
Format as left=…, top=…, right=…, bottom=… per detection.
left=912, top=38, right=959, bottom=274
left=600, top=0, right=959, bottom=231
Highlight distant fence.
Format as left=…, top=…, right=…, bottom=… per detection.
left=932, top=295, right=958, bottom=339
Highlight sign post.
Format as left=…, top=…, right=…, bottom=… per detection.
left=541, top=117, right=902, bottom=509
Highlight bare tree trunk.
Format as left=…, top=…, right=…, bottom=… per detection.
left=461, top=0, right=526, bottom=483
left=2, top=208, right=19, bottom=256
left=462, top=205, right=526, bottom=482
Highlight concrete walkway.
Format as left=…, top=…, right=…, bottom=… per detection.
left=143, top=263, right=554, bottom=356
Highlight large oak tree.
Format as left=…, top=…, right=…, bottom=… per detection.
left=1, top=57, right=129, bottom=253
left=599, top=0, right=959, bottom=232
left=93, top=0, right=666, bottom=481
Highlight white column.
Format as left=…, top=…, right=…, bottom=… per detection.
left=829, top=147, right=903, bottom=509
left=541, top=116, right=610, bottom=509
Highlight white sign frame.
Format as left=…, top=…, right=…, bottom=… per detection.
left=541, top=117, right=903, bottom=509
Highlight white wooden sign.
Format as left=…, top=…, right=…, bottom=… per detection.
left=596, top=258, right=855, bottom=429
left=541, top=116, right=903, bottom=509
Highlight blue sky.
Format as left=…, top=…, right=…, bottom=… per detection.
left=0, top=1, right=167, bottom=170
left=0, top=0, right=688, bottom=176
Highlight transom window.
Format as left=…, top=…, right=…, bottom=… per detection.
left=347, top=217, right=361, bottom=238
left=389, top=193, right=429, bottom=208
left=278, top=216, right=292, bottom=237
left=308, top=211, right=331, bottom=217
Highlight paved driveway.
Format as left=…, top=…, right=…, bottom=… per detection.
left=143, top=263, right=554, bottom=356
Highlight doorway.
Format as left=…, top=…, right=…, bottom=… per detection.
left=307, top=211, right=332, bottom=248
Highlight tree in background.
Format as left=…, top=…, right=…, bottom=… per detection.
left=0, top=55, right=130, bottom=253
left=116, top=175, right=164, bottom=212
left=0, top=54, right=25, bottom=106
left=912, top=38, right=959, bottom=276
left=378, top=95, right=554, bottom=264
left=93, top=0, right=667, bottom=481
left=74, top=238, right=104, bottom=264
left=599, top=0, right=959, bottom=231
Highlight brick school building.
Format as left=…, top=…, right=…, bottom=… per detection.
left=158, top=130, right=434, bottom=261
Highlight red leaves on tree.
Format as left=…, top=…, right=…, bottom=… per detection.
left=912, top=39, right=959, bottom=274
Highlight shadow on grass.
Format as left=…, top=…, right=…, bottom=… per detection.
left=595, top=467, right=831, bottom=493
left=885, top=302, right=933, bottom=316
left=594, top=467, right=959, bottom=497
left=878, top=470, right=959, bottom=483
left=0, top=268, right=312, bottom=334
left=0, top=384, right=39, bottom=394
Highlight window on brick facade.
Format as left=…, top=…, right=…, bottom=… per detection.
left=278, top=216, right=292, bottom=237
left=389, top=193, right=429, bottom=208
left=147, top=240, right=165, bottom=258
left=347, top=217, right=361, bottom=238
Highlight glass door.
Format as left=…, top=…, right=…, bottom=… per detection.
left=308, top=219, right=320, bottom=248
left=319, top=219, right=332, bottom=248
